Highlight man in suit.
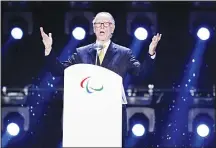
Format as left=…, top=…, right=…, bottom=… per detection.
left=40, top=12, right=161, bottom=147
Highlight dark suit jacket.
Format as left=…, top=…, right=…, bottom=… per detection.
left=45, top=42, right=155, bottom=79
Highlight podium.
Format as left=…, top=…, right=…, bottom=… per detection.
left=62, top=64, right=127, bottom=147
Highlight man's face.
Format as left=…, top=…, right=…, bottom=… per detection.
left=93, top=14, right=115, bottom=41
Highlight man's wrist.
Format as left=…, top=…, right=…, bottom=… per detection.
left=45, top=47, right=52, bottom=56
left=45, top=46, right=52, bottom=50
left=149, top=51, right=156, bottom=59
left=149, top=51, right=156, bottom=56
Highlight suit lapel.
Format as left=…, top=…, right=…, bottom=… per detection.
left=101, top=42, right=117, bottom=67
left=88, top=43, right=99, bottom=65
left=87, top=42, right=117, bottom=66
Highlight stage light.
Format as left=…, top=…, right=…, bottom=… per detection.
left=127, top=12, right=157, bottom=40
left=11, top=27, right=23, bottom=39
left=132, top=123, right=145, bottom=137
left=6, top=123, right=20, bottom=136
left=2, top=87, right=28, bottom=105
left=197, top=27, right=210, bottom=40
left=188, top=108, right=215, bottom=137
left=2, top=112, right=24, bottom=136
left=189, top=12, right=216, bottom=40
left=64, top=11, right=94, bottom=37
left=127, top=107, right=155, bottom=137
left=188, top=106, right=216, bottom=147
left=196, top=124, right=210, bottom=137
left=128, top=113, right=149, bottom=137
left=2, top=108, right=29, bottom=147
left=3, top=12, right=33, bottom=37
left=194, top=114, right=213, bottom=138
left=134, top=27, right=148, bottom=40
left=2, top=107, right=30, bottom=133
left=126, top=86, right=158, bottom=105
left=72, top=27, right=86, bottom=40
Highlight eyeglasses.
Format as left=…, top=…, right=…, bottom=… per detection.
left=94, top=22, right=112, bottom=28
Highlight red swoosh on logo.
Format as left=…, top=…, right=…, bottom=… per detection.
left=80, top=76, right=90, bottom=88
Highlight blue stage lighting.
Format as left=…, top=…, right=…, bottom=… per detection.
left=132, top=123, right=145, bottom=137
left=129, top=113, right=149, bottom=137
left=11, top=27, right=23, bottom=39
left=193, top=113, right=214, bottom=139
left=59, top=141, right=62, bottom=148
left=134, top=27, right=148, bottom=40
left=197, top=27, right=210, bottom=41
left=196, top=124, right=210, bottom=137
left=72, top=27, right=86, bottom=40
left=3, top=111, right=25, bottom=137
left=6, top=122, right=20, bottom=136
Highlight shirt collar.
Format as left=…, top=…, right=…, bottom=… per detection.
left=96, top=40, right=111, bottom=48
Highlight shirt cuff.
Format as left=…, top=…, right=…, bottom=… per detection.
left=150, top=52, right=156, bottom=59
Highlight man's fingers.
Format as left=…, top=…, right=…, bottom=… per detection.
left=158, top=34, right=162, bottom=40
left=155, top=33, right=162, bottom=41
left=40, top=27, right=43, bottom=32
left=40, top=27, right=48, bottom=37
left=49, top=33, right=52, bottom=38
left=40, top=27, right=45, bottom=35
left=40, top=27, right=50, bottom=39
left=156, top=33, right=160, bottom=39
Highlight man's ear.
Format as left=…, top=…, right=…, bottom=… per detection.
left=111, top=25, right=115, bottom=33
left=93, top=26, right=96, bottom=34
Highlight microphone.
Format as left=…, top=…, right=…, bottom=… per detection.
left=93, top=43, right=103, bottom=65
left=93, top=43, right=103, bottom=51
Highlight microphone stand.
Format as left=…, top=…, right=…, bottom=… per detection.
left=95, top=50, right=98, bottom=65
left=94, top=44, right=103, bottom=65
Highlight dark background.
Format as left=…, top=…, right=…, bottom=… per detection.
left=2, top=1, right=216, bottom=88
left=1, top=1, right=216, bottom=148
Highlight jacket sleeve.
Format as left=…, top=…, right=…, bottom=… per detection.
left=44, top=50, right=81, bottom=77
left=127, top=49, right=155, bottom=78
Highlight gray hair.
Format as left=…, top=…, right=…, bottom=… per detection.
left=92, top=12, right=115, bottom=25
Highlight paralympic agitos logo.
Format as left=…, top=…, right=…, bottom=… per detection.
left=80, top=76, right=104, bottom=93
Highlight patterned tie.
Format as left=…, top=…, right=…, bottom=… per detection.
left=98, top=45, right=105, bottom=64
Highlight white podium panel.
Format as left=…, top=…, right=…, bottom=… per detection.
left=62, top=64, right=123, bottom=147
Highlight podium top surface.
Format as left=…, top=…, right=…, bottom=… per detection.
left=65, top=63, right=122, bottom=79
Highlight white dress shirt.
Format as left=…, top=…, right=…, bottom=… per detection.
left=96, top=40, right=111, bottom=56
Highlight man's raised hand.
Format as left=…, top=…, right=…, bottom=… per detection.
left=149, top=33, right=162, bottom=55
left=40, top=27, right=53, bottom=56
